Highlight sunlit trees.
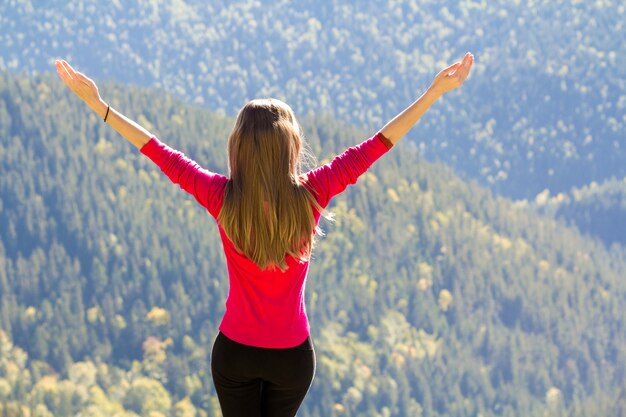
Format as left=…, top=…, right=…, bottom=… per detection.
left=1, top=71, right=626, bottom=416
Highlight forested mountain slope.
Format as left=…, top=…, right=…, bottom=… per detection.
left=1, top=73, right=626, bottom=416
left=1, top=0, right=625, bottom=199
left=533, top=178, right=626, bottom=248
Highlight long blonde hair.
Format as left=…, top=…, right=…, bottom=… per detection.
left=218, top=98, right=327, bottom=271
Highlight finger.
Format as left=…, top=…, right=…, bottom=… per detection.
left=73, top=69, right=87, bottom=82
left=461, top=54, right=474, bottom=79
left=60, top=60, right=77, bottom=79
left=58, top=60, right=75, bottom=82
left=55, top=60, right=72, bottom=82
left=75, top=71, right=93, bottom=85
left=62, top=61, right=93, bottom=86
left=441, top=62, right=462, bottom=77
left=458, top=53, right=472, bottom=70
left=458, top=53, right=471, bottom=65
left=62, top=61, right=83, bottom=87
left=456, top=54, right=473, bottom=80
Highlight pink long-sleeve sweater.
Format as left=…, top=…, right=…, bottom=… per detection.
left=140, top=132, right=393, bottom=348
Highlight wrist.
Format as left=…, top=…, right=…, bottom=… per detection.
left=89, top=99, right=108, bottom=119
left=425, top=86, right=444, bottom=101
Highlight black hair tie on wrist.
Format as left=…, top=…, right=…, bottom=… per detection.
left=103, top=105, right=110, bottom=122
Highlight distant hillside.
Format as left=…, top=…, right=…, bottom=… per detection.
left=1, top=72, right=626, bottom=417
left=533, top=178, right=626, bottom=247
left=1, top=0, right=625, bottom=199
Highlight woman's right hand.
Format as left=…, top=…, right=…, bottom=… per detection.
left=55, top=58, right=153, bottom=148
left=428, top=52, right=474, bottom=96
left=55, top=59, right=107, bottom=114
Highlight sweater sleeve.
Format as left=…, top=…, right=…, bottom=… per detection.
left=302, top=132, right=393, bottom=208
left=140, top=137, right=228, bottom=219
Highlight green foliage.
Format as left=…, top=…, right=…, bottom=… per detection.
left=2, top=0, right=625, bottom=199
left=1, top=72, right=626, bottom=416
left=124, top=377, right=172, bottom=416
left=533, top=178, right=626, bottom=247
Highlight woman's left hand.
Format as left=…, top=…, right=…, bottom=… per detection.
left=55, top=59, right=105, bottom=111
left=428, top=52, right=474, bottom=96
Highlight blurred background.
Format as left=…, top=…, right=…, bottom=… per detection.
left=0, top=1, right=625, bottom=416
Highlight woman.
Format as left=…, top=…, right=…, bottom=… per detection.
left=55, top=52, right=473, bottom=417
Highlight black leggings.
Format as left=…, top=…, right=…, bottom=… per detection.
left=211, top=332, right=316, bottom=417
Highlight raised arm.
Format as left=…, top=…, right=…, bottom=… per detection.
left=381, top=52, right=474, bottom=145
left=55, top=59, right=228, bottom=217
left=54, top=59, right=151, bottom=149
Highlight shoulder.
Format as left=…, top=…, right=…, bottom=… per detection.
left=209, top=174, right=230, bottom=212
